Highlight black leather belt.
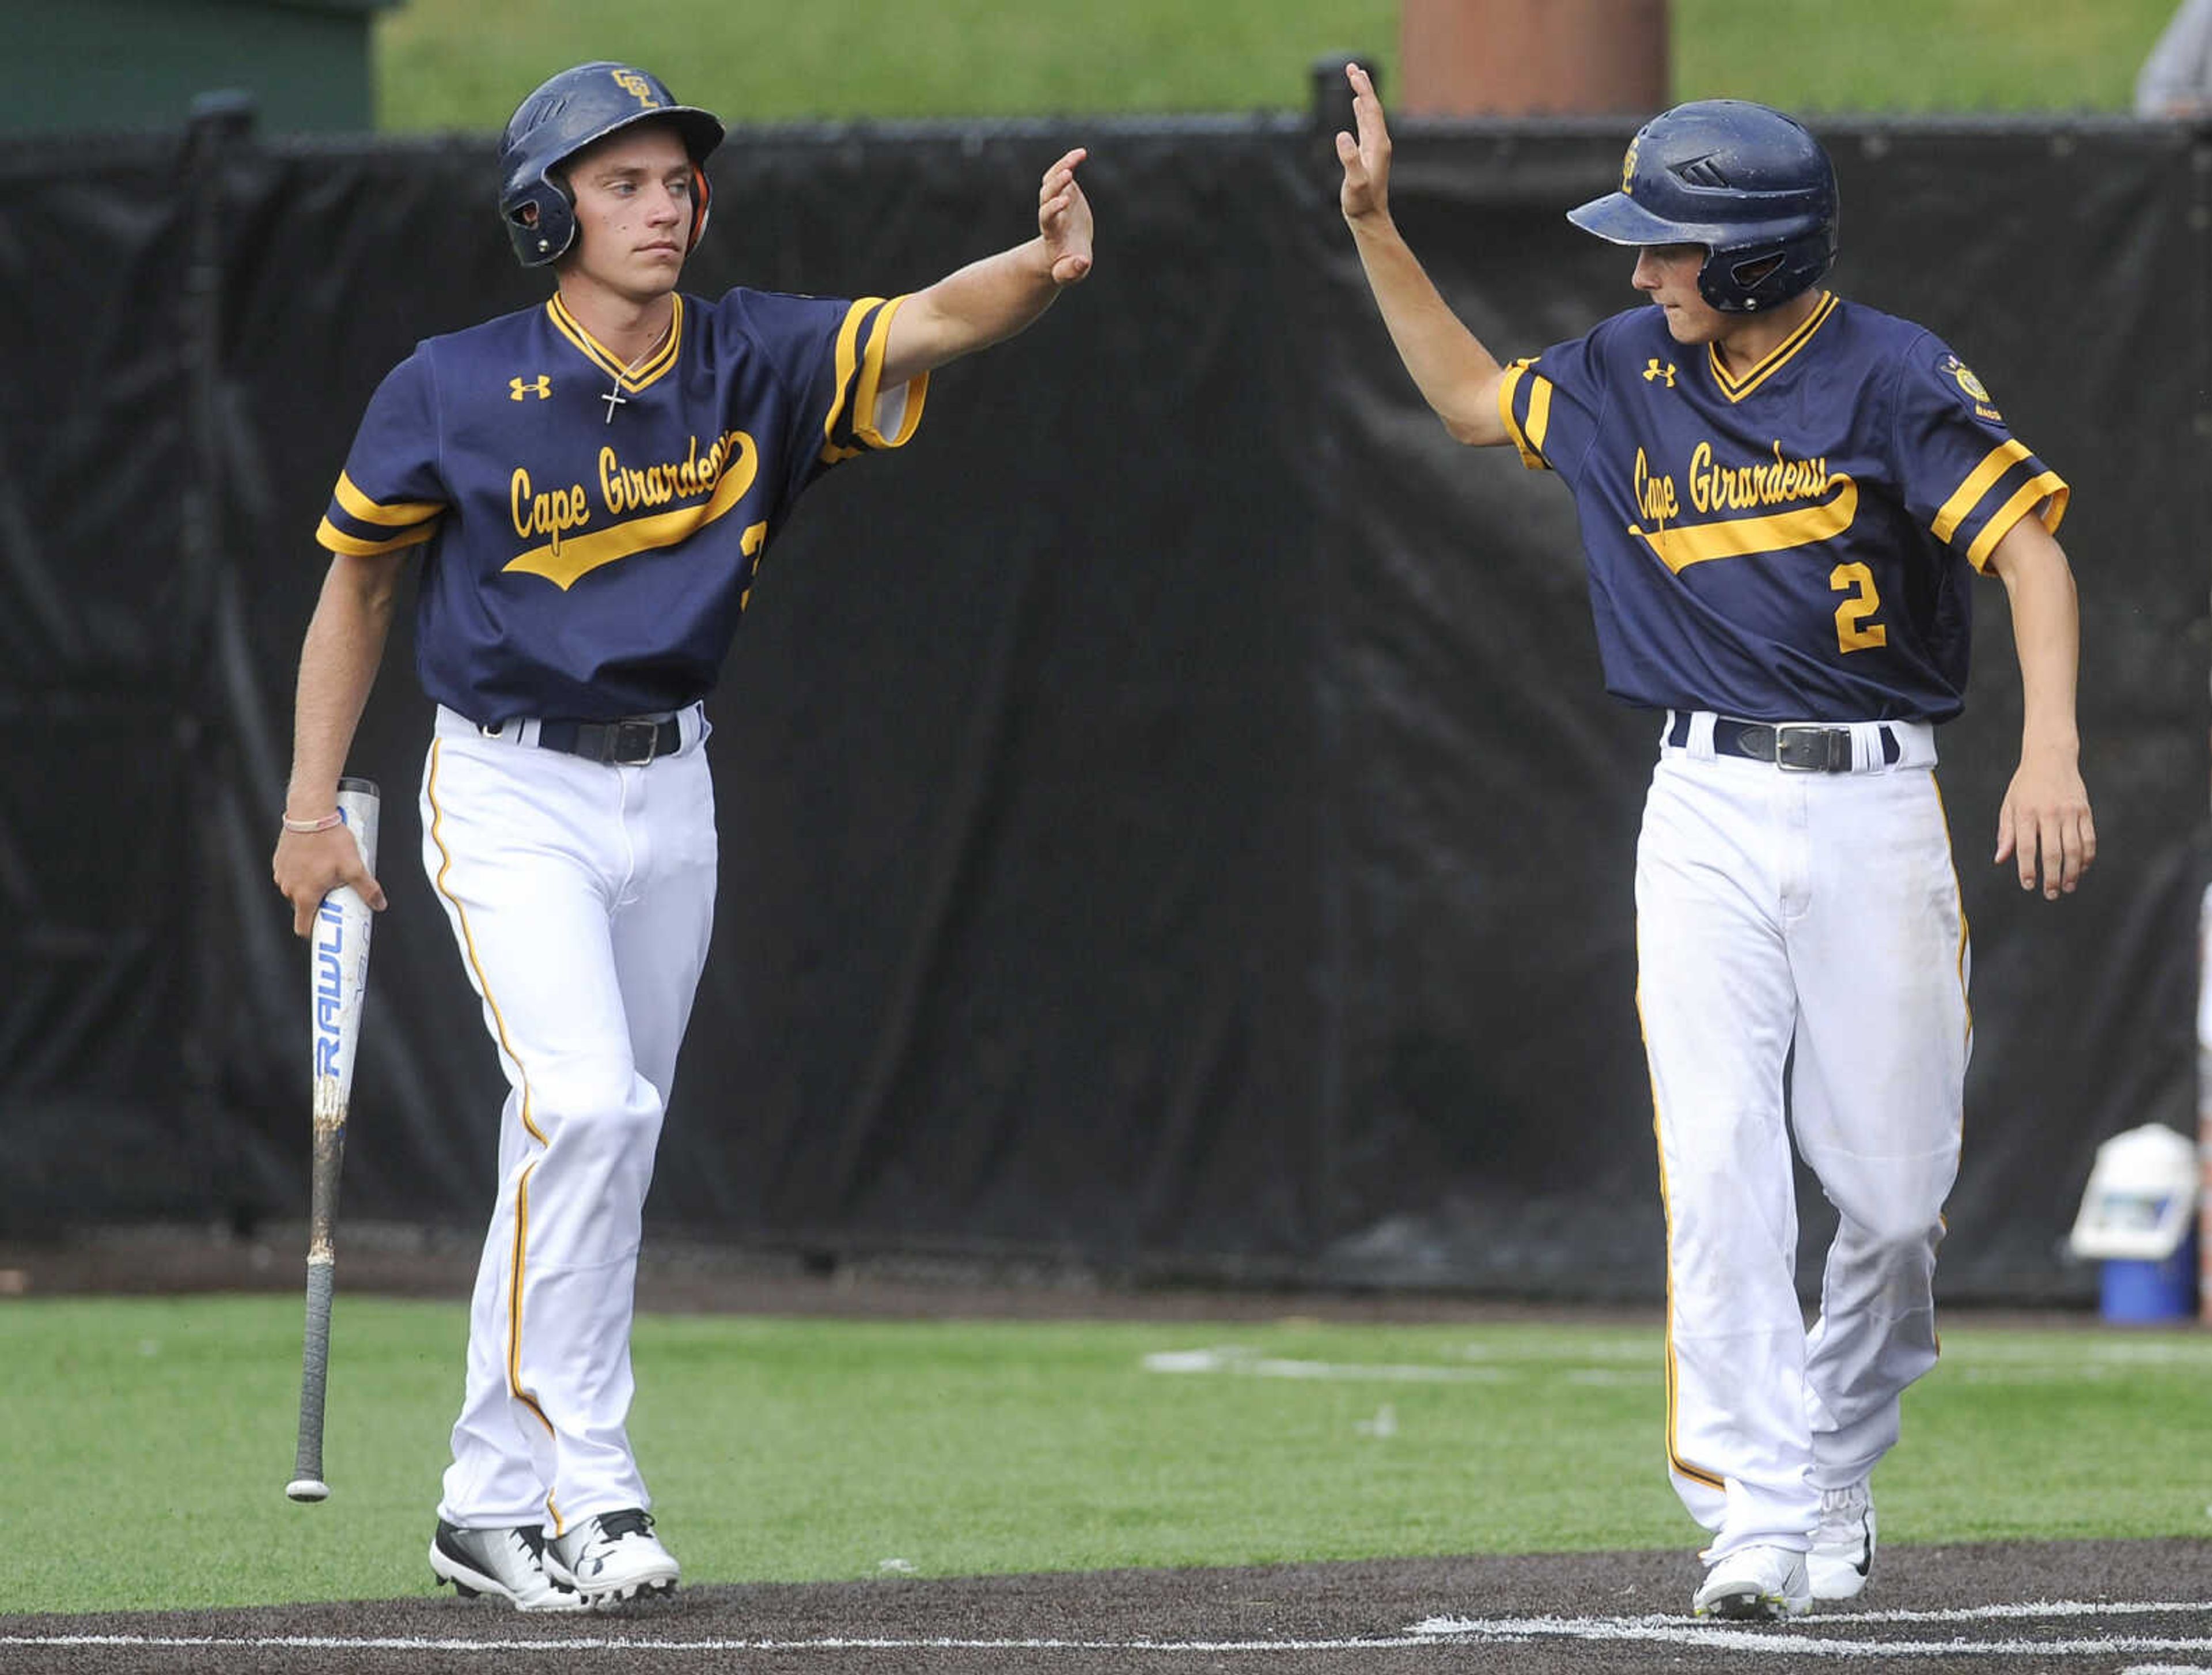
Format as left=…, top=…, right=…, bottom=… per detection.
left=483, top=716, right=682, bottom=765
left=1668, top=713, right=1899, bottom=772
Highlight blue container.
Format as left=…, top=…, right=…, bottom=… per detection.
left=2100, top=1231, right=2199, bottom=1324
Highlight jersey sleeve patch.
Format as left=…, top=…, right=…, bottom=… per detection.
left=1937, top=352, right=2003, bottom=422
left=820, top=296, right=929, bottom=463
left=1897, top=337, right=2068, bottom=572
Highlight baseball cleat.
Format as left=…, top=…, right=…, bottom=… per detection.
left=429, top=1519, right=588, bottom=1612
left=548, top=1508, right=680, bottom=1608
left=1692, top=1544, right=1812, bottom=1620
left=1809, top=1481, right=1877, bottom=1600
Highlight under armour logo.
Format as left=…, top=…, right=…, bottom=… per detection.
left=1642, top=359, right=1677, bottom=387
left=510, top=376, right=551, bottom=401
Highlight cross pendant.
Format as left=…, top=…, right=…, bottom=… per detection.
left=601, top=385, right=628, bottom=424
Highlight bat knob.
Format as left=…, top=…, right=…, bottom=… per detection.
left=285, top=1478, right=331, bottom=1503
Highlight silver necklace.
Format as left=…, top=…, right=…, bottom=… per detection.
left=600, top=327, right=668, bottom=424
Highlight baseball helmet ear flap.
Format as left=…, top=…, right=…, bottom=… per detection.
left=1566, top=99, right=1838, bottom=313
left=686, top=159, right=712, bottom=254
left=497, top=61, right=726, bottom=269
left=501, top=171, right=578, bottom=269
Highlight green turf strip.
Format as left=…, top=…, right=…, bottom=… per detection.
left=3, top=1297, right=2208, bottom=1613
left=372, top=0, right=2179, bottom=133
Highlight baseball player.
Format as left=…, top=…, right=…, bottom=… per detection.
left=270, top=61, right=1093, bottom=1611
left=1334, top=67, right=2093, bottom=1619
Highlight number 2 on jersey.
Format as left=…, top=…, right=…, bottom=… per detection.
left=1830, top=561, right=1888, bottom=653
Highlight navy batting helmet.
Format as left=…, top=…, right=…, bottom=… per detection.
left=1566, top=100, right=1838, bottom=313
left=498, top=62, right=725, bottom=269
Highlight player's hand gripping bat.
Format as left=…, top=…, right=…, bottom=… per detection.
left=285, top=777, right=380, bottom=1503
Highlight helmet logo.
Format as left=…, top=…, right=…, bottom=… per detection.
left=611, top=68, right=661, bottom=108
left=1621, top=134, right=1641, bottom=194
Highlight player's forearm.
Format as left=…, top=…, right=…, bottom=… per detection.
left=1995, top=531, right=2084, bottom=763
left=285, top=554, right=403, bottom=816
left=1346, top=214, right=1509, bottom=445
left=881, top=241, right=1062, bottom=386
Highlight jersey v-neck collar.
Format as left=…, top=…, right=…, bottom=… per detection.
left=546, top=294, right=685, bottom=393
left=1706, top=291, right=1837, bottom=404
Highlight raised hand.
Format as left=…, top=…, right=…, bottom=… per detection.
left=1335, top=63, right=1393, bottom=224
left=1039, top=147, right=1093, bottom=286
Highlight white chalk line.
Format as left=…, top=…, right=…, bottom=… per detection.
left=1427, top=1632, right=2212, bottom=1659
left=0, top=1634, right=1442, bottom=1653
left=1142, top=1333, right=2212, bottom=1390
left=1412, top=1600, right=2212, bottom=1631
left=1141, top=1347, right=1508, bottom=1383
left=6, top=1600, right=2206, bottom=1659
left=1408, top=1600, right=2212, bottom=1658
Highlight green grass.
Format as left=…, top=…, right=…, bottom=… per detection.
left=4, top=1298, right=2209, bottom=1614
left=373, top=0, right=2179, bottom=131
left=1673, top=0, right=2180, bottom=114
left=371, top=0, right=1399, bottom=131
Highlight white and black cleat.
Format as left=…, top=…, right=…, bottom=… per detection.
left=548, top=1507, right=681, bottom=1609
left=1692, top=1544, right=1812, bottom=1621
left=1809, top=1481, right=1877, bottom=1601
left=429, top=1520, right=588, bottom=1612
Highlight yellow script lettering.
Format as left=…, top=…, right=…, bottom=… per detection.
left=1633, top=448, right=1679, bottom=525
left=599, top=429, right=753, bottom=519
left=1687, top=440, right=1832, bottom=515
left=510, top=467, right=589, bottom=555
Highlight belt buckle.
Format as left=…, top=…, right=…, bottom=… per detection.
left=609, top=719, right=663, bottom=766
left=1773, top=723, right=1844, bottom=772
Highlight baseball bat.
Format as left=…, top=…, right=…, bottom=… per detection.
left=286, top=776, right=380, bottom=1504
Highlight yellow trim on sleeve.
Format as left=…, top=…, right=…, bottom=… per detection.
left=849, top=294, right=929, bottom=449
left=1964, top=472, right=2070, bottom=571
left=334, top=471, right=442, bottom=528
left=317, top=516, right=438, bottom=558
left=2040, top=480, right=2070, bottom=537
left=1525, top=374, right=1553, bottom=457
left=1931, top=439, right=2033, bottom=543
left=1498, top=360, right=1550, bottom=472
left=819, top=298, right=878, bottom=452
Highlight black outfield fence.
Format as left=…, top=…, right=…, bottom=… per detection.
left=2, top=107, right=2205, bottom=1302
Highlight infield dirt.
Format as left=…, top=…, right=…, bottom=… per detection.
left=3, top=1224, right=2205, bottom=1674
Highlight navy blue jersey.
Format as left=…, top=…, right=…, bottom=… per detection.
left=1498, top=292, right=2067, bottom=723
left=317, top=288, right=926, bottom=721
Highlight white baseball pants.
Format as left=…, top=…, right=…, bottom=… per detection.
left=419, top=703, right=716, bottom=1534
left=1635, top=713, right=1968, bottom=1561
